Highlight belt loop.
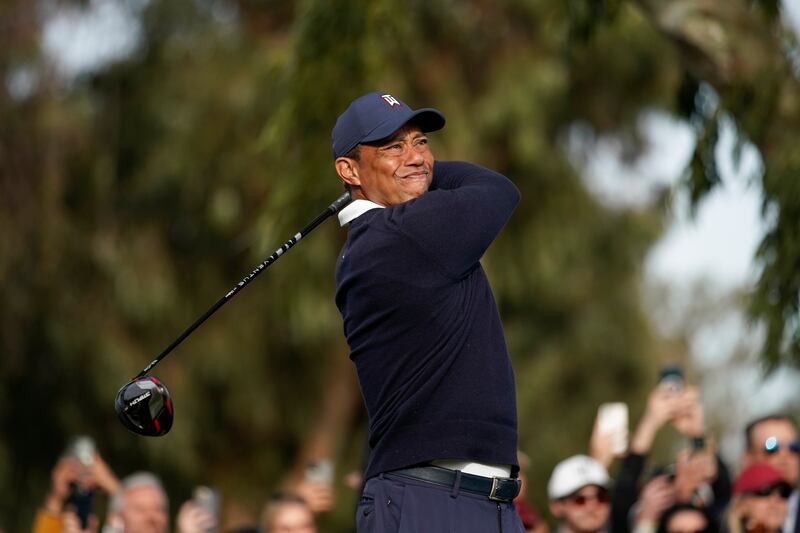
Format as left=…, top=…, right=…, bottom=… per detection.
left=379, top=473, right=385, bottom=480
left=450, top=469, right=462, bottom=499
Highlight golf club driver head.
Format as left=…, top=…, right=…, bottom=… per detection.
left=115, top=376, right=173, bottom=436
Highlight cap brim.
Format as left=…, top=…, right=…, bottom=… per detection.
left=361, top=108, right=446, bottom=144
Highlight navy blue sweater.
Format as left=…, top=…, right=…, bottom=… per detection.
left=335, top=160, right=520, bottom=480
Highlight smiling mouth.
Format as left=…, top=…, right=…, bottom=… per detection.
left=398, top=171, right=429, bottom=180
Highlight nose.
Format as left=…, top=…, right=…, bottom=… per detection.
left=404, top=143, right=425, bottom=165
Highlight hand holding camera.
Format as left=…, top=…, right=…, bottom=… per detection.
left=591, top=403, right=629, bottom=468
left=176, top=487, right=220, bottom=533
left=293, top=461, right=335, bottom=514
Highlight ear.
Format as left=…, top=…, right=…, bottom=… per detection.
left=549, top=500, right=563, bottom=519
left=335, top=157, right=361, bottom=189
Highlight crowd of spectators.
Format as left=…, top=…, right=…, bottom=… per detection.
left=32, top=450, right=325, bottom=533
left=34, top=372, right=799, bottom=533
left=518, top=374, right=799, bottom=533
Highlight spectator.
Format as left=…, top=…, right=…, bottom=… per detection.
left=727, top=462, right=791, bottom=533
left=631, top=475, right=676, bottom=533
left=548, top=455, right=612, bottom=533
left=259, top=493, right=316, bottom=533
left=655, top=504, right=716, bottom=533
left=611, top=383, right=730, bottom=533
left=289, top=461, right=335, bottom=515
left=104, top=472, right=169, bottom=533
left=741, top=414, right=799, bottom=533
left=176, top=496, right=218, bottom=533
left=33, top=442, right=120, bottom=533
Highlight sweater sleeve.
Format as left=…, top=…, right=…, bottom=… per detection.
left=385, top=160, right=520, bottom=279
left=611, top=452, right=647, bottom=533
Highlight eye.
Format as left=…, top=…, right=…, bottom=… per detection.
left=384, top=143, right=403, bottom=153
left=412, top=137, right=429, bottom=151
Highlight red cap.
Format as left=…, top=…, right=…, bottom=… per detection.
left=733, top=462, right=785, bottom=495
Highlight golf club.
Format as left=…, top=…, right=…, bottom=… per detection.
left=115, top=190, right=352, bottom=436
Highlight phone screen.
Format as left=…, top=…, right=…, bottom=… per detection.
left=597, top=402, right=629, bottom=454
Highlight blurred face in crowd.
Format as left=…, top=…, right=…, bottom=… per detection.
left=550, top=485, right=610, bottom=533
left=119, top=485, right=169, bottom=533
left=664, top=509, right=708, bottom=533
left=746, top=419, right=799, bottom=485
left=265, top=502, right=316, bottom=533
left=739, top=484, right=791, bottom=533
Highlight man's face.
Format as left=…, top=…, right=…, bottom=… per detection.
left=746, top=419, right=799, bottom=484
left=337, top=124, right=434, bottom=207
left=741, top=489, right=789, bottom=531
left=268, top=502, right=316, bottom=533
left=119, top=486, right=168, bottom=533
left=549, top=485, right=610, bottom=533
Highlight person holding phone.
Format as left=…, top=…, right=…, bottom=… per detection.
left=33, top=439, right=120, bottom=533
left=608, top=375, right=731, bottom=533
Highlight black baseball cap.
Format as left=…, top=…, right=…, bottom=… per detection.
left=331, top=91, right=445, bottom=159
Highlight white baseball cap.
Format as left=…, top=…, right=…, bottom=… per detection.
left=548, top=454, right=611, bottom=500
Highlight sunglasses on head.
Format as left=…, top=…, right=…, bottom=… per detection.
left=763, top=436, right=800, bottom=454
left=751, top=483, right=793, bottom=499
left=566, top=489, right=610, bottom=506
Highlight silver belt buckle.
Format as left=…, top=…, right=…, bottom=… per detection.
left=489, top=477, right=504, bottom=501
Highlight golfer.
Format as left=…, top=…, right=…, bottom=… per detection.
left=333, top=91, right=523, bottom=532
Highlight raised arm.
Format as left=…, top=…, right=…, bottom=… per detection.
left=386, top=160, right=520, bottom=279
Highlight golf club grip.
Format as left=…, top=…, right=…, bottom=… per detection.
left=136, top=190, right=352, bottom=378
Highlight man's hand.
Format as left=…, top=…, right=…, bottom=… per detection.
left=671, top=387, right=705, bottom=437
left=590, top=412, right=627, bottom=468
left=673, top=447, right=717, bottom=503
left=86, top=453, right=120, bottom=495
left=292, top=478, right=335, bottom=514
left=176, top=501, right=218, bottom=533
left=61, top=510, right=98, bottom=533
left=44, top=457, right=83, bottom=514
left=630, top=385, right=681, bottom=454
left=635, top=475, right=676, bottom=526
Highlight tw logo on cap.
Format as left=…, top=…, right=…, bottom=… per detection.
left=381, top=94, right=400, bottom=107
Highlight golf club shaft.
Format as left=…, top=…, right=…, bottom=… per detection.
left=135, top=191, right=352, bottom=378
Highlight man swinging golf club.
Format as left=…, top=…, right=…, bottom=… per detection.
left=332, top=91, right=524, bottom=533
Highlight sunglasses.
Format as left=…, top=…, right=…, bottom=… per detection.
left=751, top=483, right=793, bottom=499
left=763, top=436, right=800, bottom=454
left=565, top=489, right=610, bottom=506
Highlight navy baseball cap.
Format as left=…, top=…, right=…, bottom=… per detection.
left=331, top=91, right=445, bottom=159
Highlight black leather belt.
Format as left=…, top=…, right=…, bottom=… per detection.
left=390, top=465, right=521, bottom=502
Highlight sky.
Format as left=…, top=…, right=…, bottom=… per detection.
left=575, top=108, right=800, bottom=460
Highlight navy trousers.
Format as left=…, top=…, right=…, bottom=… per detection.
left=356, top=472, right=525, bottom=533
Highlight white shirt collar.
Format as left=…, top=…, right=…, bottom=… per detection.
left=338, top=199, right=385, bottom=226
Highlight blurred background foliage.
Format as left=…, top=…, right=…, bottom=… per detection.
left=1, top=0, right=799, bottom=531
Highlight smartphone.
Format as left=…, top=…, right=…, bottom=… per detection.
left=65, top=436, right=96, bottom=529
left=597, top=402, right=629, bottom=455
left=305, top=460, right=334, bottom=485
left=658, top=365, right=684, bottom=392
left=192, top=486, right=220, bottom=532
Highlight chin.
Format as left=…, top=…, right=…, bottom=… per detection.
left=405, top=184, right=430, bottom=200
